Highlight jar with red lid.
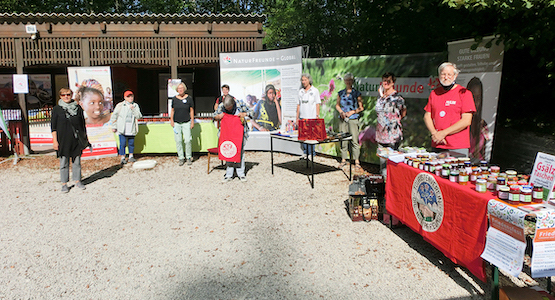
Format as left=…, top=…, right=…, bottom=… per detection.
left=508, top=185, right=520, bottom=205
left=434, top=163, right=441, bottom=176
left=520, top=186, right=533, bottom=204
left=533, top=186, right=544, bottom=203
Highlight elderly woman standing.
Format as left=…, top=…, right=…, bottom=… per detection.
left=111, top=90, right=143, bottom=164
left=170, top=82, right=195, bottom=166
left=51, top=88, right=90, bottom=193
left=336, top=73, right=364, bottom=170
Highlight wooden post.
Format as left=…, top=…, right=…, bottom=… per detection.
left=170, top=37, right=178, bottom=79
left=14, top=38, right=30, bottom=155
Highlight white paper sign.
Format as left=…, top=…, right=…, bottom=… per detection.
left=530, top=152, right=555, bottom=200
left=481, top=227, right=526, bottom=277
left=12, top=74, right=29, bottom=94
left=531, top=241, right=555, bottom=278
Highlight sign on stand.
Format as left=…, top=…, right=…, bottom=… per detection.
left=530, top=152, right=555, bottom=201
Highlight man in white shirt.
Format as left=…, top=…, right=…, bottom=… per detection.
left=296, top=73, right=321, bottom=158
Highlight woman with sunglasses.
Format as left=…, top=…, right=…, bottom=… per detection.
left=51, top=88, right=90, bottom=193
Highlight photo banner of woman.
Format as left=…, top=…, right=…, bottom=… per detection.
left=67, top=66, right=117, bottom=159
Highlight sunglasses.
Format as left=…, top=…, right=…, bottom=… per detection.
left=61, top=93, right=72, bottom=96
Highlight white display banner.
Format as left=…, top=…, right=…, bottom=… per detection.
left=448, top=36, right=504, bottom=162
left=220, top=47, right=303, bottom=132
left=12, top=74, right=28, bottom=94
left=531, top=208, right=555, bottom=278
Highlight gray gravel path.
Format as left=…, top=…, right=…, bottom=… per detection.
left=0, top=151, right=494, bottom=299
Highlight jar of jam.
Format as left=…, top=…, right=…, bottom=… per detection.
left=470, top=168, right=480, bottom=184
left=533, top=186, right=544, bottom=203
left=506, top=170, right=517, bottom=181
left=464, top=161, right=472, bottom=174
left=508, top=185, right=521, bottom=205
left=487, top=176, right=497, bottom=192
left=517, top=179, right=528, bottom=186
left=449, top=170, right=459, bottom=183
left=520, top=185, right=533, bottom=204
left=419, top=161, right=425, bottom=170
left=413, top=159, right=420, bottom=169
left=424, top=162, right=430, bottom=172
left=441, top=164, right=450, bottom=178
left=459, top=168, right=469, bottom=185
left=476, top=179, right=487, bottom=193
left=496, top=177, right=506, bottom=195
left=481, top=167, right=490, bottom=176
left=490, top=166, right=500, bottom=176
left=498, top=172, right=507, bottom=179
left=434, top=163, right=441, bottom=177
left=480, top=160, right=488, bottom=168
left=498, top=186, right=510, bottom=201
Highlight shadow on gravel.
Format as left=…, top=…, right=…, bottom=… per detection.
left=81, top=164, right=123, bottom=185
left=389, top=226, right=490, bottom=299
left=208, top=161, right=260, bottom=175
left=274, top=160, right=339, bottom=176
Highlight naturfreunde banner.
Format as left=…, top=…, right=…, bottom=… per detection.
left=219, top=46, right=303, bottom=131
left=448, top=36, right=504, bottom=162
left=303, top=53, right=445, bottom=164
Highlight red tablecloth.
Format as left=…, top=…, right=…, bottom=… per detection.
left=385, top=161, right=494, bottom=282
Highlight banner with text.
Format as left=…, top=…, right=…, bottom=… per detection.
left=448, top=36, right=504, bottom=162
left=219, top=47, right=303, bottom=132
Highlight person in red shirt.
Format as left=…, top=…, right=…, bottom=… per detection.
left=424, top=62, right=476, bottom=156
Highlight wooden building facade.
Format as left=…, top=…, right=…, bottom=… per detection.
left=0, top=13, right=265, bottom=153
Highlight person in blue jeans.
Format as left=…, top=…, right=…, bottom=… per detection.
left=111, top=90, right=143, bottom=164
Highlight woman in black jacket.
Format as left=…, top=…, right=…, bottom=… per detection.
left=51, top=88, right=90, bottom=193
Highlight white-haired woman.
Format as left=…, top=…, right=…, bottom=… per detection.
left=170, top=82, right=195, bottom=166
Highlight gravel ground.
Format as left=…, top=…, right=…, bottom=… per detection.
left=0, top=151, right=537, bottom=299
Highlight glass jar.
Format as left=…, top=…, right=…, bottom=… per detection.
left=498, top=186, right=510, bottom=201
left=496, top=177, right=506, bottom=196
left=459, top=168, right=469, bottom=185
left=520, top=185, right=533, bottom=204
left=464, top=161, right=473, bottom=174
left=487, top=176, right=497, bottom=192
left=424, top=162, right=430, bottom=172
left=470, top=168, right=480, bottom=184
left=490, top=166, right=500, bottom=177
left=508, top=185, right=521, bottom=205
left=441, top=164, right=450, bottom=178
left=476, top=179, right=487, bottom=193
left=533, top=186, right=544, bottom=203
left=449, top=170, right=459, bottom=183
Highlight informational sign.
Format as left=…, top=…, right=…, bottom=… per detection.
left=67, top=66, right=117, bottom=159
left=219, top=46, right=303, bottom=131
left=482, top=200, right=526, bottom=277
left=448, top=36, right=504, bottom=162
left=531, top=208, right=555, bottom=278
left=530, top=152, right=555, bottom=200
left=12, top=74, right=28, bottom=94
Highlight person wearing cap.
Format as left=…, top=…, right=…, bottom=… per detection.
left=111, top=90, right=143, bottom=164
left=170, top=82, right=195, bottom=166
left=251, top=84, right=282, bottom=131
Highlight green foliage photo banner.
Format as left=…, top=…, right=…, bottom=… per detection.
left=303, top=53, right=446, bottom=163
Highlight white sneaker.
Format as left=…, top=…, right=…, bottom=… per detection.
left=239, top=176, right=247, bottom=182
left=222, top=177, right=232, bottom=183
left=300, top=154, right=307, bottom=160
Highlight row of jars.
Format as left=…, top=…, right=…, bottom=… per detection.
left=405, top=156, right=544, bottom=204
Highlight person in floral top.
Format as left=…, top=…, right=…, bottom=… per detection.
left=375, top=72, right=406, bottom=149
left=375, top=72, right=406, bottom=178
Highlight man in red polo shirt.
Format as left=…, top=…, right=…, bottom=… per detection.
left=424, top=62, right=476, bottom=156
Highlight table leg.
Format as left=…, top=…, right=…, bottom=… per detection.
left=348, top=139, right=352, bottom=181
left=311, top=144, right=314, bottom=189
left=271, top=136, right=274, bottom=175
left=491, top=265, right=499, bottom=300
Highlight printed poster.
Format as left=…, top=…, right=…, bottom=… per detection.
left=67, top=66, right=117, bottom=159
left=220, top=46, right=303, bottom=132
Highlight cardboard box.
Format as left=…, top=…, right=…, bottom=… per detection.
left=500, top=286, right=555, bottom=300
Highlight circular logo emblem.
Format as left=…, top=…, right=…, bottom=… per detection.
left=411, top=173, right=444, bottom=232
left=439, top=111, right=446, bottom=117
left=219, top=141, right=237, bottom=159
